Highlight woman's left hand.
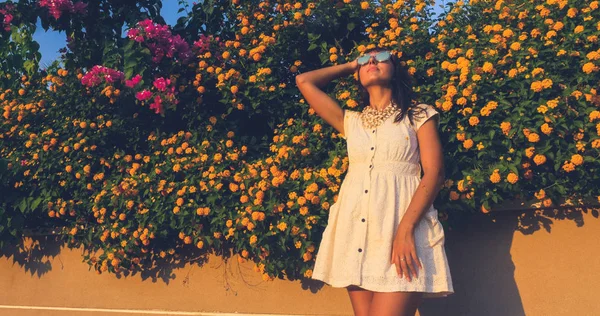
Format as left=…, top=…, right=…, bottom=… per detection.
left=390, top=224, right=422, bottom=282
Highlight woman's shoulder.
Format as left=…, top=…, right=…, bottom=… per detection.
left=411, top=103, right=435, bottom=111
left=343, top=108, right=361, bottom=121
left=344, top=108, right=361, bottom=115
left=408, top=103, right=440, bottom=131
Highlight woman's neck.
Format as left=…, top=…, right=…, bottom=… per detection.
left=366, top=86, right=393, bottom=110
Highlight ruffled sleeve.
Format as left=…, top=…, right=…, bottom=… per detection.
left=412, top=103, right=440, bottom=132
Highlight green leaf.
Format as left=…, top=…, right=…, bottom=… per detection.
left=31, top=197, right=42, bottom=211
left=23, top=60, right=36, bottom=76
left=18, top=199, right=27, bottom=213
left=307, top=33, right=321, bottom=41
left=207, top=195, right=217, bottom=204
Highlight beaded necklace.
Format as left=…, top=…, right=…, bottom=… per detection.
left=359, top=101, right=400, bottom=129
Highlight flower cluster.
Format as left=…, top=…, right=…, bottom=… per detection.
left=126, top=19, right=192, bottom=64
left=80, top=65, right=124, bottom=88
left=37, top=0, right=87, bottom=20
left=135, top=76, right=178, bottom=115
left=0, top=3, right=14, bottom=32
left=125, top=74, right=142, bottom=88
left=193, top=34, right=220, bottom=54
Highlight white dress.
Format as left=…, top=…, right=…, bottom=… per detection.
left=311, top=103, right=454, bottom=298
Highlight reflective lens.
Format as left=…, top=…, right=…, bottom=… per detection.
left=357, top=51, right=392, bottom=65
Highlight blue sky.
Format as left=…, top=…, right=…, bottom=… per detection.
left=25, top=0, right=450, bottom=68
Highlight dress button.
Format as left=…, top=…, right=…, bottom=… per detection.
left=372, top=130, right=375, bottom=133
left=358, top=248, right=363, bottom=252
left=369, top=164, right=372, bottom=168
left=371, top=147, right=374, bottom=150
left=364, top=189, right=368, bottom=193
left=361, top=218, right=366, bottom=222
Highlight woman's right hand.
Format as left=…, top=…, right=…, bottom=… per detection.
left=348, top=58, right=359, bottom=73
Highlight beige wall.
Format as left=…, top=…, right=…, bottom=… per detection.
left=1, top=209, right=599, bottom=316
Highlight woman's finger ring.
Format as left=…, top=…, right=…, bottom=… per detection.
left=400, top=257, right=405, bottom=261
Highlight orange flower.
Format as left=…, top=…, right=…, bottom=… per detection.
left=562, top=161, right=576, bottom=172
left=501, top=122, right=512, bottom=135
left=540, top=123, right=553, bottom=135
left=527, top=133, right=540, bottom=142
left=481, top=204, right=491, bottom=213
left=533, top=154, right=546, bottom=165
left=571, top=154, right=584, bottom=165
left=506, top=172, right=518, bottom=184
left=534, top=189, right=546, bottom=200
left=469, top=116, right=480, bottom=126
left=463, top=139, right=474, bottom=149
left=449, top=191, right=460, bottom=200
left=489, top=169, right=501, bottom=183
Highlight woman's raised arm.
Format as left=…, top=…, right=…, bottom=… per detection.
left=295, top=60, right=358, bottom=135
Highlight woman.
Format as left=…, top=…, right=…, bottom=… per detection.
left=295, top=47, right=454, bottom=316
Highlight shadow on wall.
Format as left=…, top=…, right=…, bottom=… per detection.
left=0, top=234, right=63, bottom=278
left=418, top=206, right=598, bottom=316
left=0, top=206, right=598, bottom=316
left=0, top=232, right=226, bottom=284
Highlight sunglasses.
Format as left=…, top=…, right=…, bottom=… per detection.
left=357, top=51, right=392, bottom=65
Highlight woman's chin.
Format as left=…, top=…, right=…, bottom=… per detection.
left=361, top=78, right=392, bottom=88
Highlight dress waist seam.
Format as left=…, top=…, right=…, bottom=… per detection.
left=348, top=161, right=421, bottom=176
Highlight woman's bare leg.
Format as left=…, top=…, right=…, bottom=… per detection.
left=368, top=291, right=424, bottom=316
left=346, top=285, right=375, bottom=316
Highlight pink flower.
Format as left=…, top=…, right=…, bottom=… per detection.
left=37, top=0, right=87, bottom=20
left=135, top=90, right=152, bottom=101
left=126, top=19, right=192, bottom=64
left=152, top=77, right=171, bottom=92
left=72, top=2, right=87, bottom=14
left=80, top=65, right=124, bottom=87
left=125, top=74, right=142, bottom=88
left=0, top=3, right=15, bottom=32
left=126, top=28, right=139, bottom=38
left=193, top=34, right=212, bottom=53
left=149, top=95, right=163, bottom=114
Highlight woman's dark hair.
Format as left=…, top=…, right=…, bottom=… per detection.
left=355, top=46, right=427, bottom=127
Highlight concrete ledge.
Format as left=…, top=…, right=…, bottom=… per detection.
left=0, top=305, right=302, bottom=316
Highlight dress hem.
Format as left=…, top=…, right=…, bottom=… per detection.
left=311, top=275, right=454, bottom=298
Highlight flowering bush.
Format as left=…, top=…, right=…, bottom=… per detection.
left=0, top=2, right=14, bottom=32
left=37, top=0, right=87, bottom=20
left=80, top=65, right=125, bottom=87
left=1, top=0, right=599, bottom=282
left=126, top=19, right=193, bottom=64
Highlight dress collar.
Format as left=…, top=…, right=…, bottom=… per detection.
left=359, top=101, right=400, bottom=129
